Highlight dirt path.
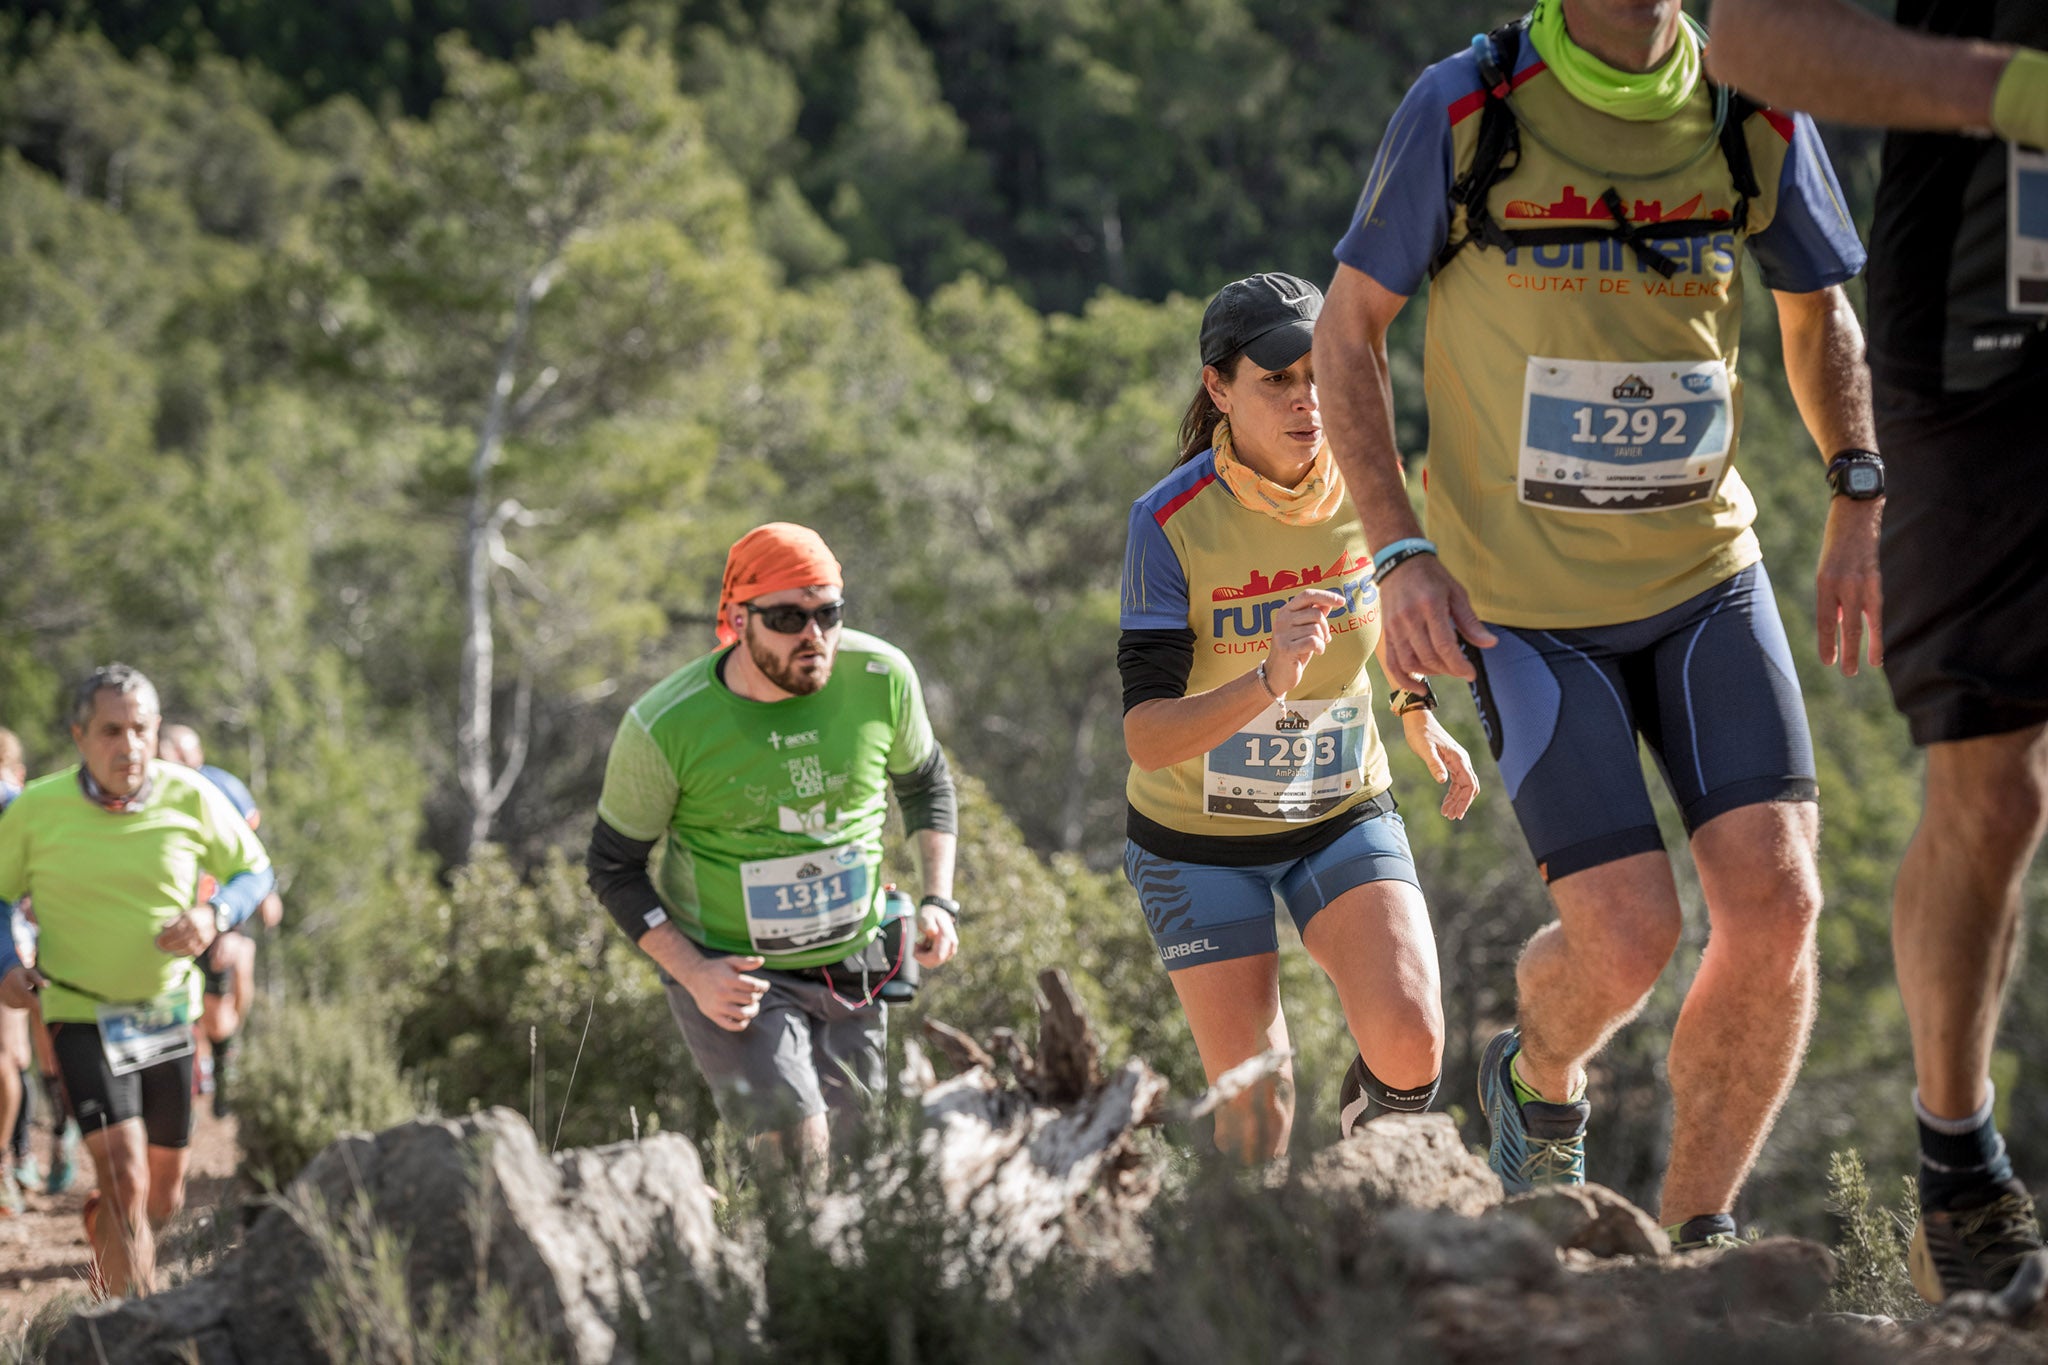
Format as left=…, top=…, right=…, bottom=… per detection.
left=0, top=1107, right=241, bottom=1333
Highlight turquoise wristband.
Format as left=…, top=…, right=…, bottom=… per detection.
left=1371, top=537, right=1437, bottom=577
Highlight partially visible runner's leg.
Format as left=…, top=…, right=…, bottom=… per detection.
left=81, top=1119, right=155, bottom=1296
left=1897, top=725, right=2048, bottom=1299
left=1169, top=953, right=1293, bottom=1163
left=1297, top=877, right=1442, bottom=1132
left=1514, top=853, right=1684, bottom=1106
left=1661, top=800, right=1821, bottom=1229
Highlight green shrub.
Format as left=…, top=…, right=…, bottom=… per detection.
left=1824, top=1148, right=1927, bottom=1321
left=238, top=996, right=426, bottom=1186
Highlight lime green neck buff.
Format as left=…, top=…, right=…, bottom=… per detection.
left=1528, top=0, right=1703, bottom=123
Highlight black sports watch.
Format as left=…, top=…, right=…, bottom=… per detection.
left=919, top=894, right=960, bottom=922
left=1826, top=449, right=1885, bottom=501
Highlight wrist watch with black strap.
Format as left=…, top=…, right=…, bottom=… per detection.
left=1388, top=679, right=1438, bottom=717
left=1826, top=448, right=1885, bottom=501
left=919, top=894, right=960, bottom=922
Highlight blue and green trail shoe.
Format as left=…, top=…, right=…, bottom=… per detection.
left=1478, top=1027, right=1588, bottom=1195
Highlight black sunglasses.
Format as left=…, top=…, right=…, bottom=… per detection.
left=746, top=599, right=847, bottom=634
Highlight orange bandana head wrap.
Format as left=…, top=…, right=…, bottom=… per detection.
left=717, top=523, right=844, bottom=646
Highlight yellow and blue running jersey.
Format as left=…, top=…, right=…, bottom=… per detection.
left=1121, top=452, right=1392, bottom=845
left=1336, top=35, right=1865, bottom=629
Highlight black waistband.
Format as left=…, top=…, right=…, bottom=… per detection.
left=1125, top=788, right=1396, bottom=867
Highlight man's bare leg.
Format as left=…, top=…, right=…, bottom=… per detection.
left=1661, top=801, right=1822, bottom=1225
left=1898, top=726, right=2048, bottom=1122
left=82, top=1120, right=155, bottom=1295
left=1511, top=852, right=1684, bottom=1104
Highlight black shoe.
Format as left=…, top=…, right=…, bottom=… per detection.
left=1910, top=1178, right=2044, bottom=1303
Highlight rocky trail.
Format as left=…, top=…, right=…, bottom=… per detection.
left=19, top=979, right=2048, bottom=1363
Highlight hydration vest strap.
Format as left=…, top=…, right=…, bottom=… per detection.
left=1431, top=22, right=1765, bottom=278
left=1434, top=20, right=1530, bottom=277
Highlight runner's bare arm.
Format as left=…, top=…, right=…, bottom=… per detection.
left=1124, top=590, right=1341, bottom=770
left=638, top=923, right=767, bottom=1033
left=1774, top=285, right=1884, bottom=676
left=1373, top=635, right=1480, bottom=820
left=908, top=827, right=958, bottom=967
left=1315, top=266, right=1495, bottom=683
left=1707, top=0, right=2011, bottom=132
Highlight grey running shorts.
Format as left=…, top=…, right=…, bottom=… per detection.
left=662, top=964, right=886, bottom=1137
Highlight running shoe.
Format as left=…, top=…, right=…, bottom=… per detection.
left=11, top=1153, right=40, bottom=1193
left=1910, top=1177, right=2045, bottom=1303
left=194, top=1052, right=215, bottom=1098
left=1338, top=1053, right=1372, bottom=1139
left=1668, top=1213, right=1741, bottom=1252
left=1478, top=1027, right=1588, bottom=1195
left=45, top=1122, right=79, bottom=1194
left=0, top=1171, right=19, bottom=1217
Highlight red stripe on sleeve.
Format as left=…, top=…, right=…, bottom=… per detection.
left=1758, top=107, right=1796, bottom=143
left=1153, top=473, right=1215, bottom=527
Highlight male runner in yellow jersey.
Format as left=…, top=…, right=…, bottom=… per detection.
left=1316, top=0, right=1877, bottom=1247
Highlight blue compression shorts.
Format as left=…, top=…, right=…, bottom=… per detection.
left=1123, top=808, right=1419, bottom=971
left=1465, top=563, right=1817, bottom=884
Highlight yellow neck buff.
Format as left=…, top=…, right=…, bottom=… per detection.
left=1211, top=419, right=1344, bottom=526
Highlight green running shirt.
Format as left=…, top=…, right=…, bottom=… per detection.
left=0, top=761, right=271, bottom=1023
left=596, top=630, right=938, bottom=969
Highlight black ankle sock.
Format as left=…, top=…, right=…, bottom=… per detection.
left=1917, top=1086, right=2015, bottom=1208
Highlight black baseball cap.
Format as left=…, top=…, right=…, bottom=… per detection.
left=1199, top=272, right=1324, bottom=370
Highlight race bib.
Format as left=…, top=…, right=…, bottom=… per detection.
left=1518, top=357, right=1732, bottom=513
left=2009, top=143, right=2048, bottom=314
left=1204, top=696, right=1370, bottom=822
left=95, top=995, right=195, bottom=1077
left=739, top=844, right=871, bottom=955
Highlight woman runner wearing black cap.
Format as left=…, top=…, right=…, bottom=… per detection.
left=1116, top=273, right=1479, bottom=1161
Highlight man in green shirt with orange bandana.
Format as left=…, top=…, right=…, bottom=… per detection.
left=0, top=664, right=273, bottom=1295
left=586, top=524, right=960, bottom=1167
left=1316, top=0, right=1876, bottom=1248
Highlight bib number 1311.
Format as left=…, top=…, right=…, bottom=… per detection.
left=771, top=875, right=851, bottom=913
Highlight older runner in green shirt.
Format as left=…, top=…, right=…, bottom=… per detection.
left=587, top=524, right=960, bottom=1167
left=0, top=665, right=273, bottom=1296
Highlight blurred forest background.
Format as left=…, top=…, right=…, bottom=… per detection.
left=0, top=0, right=2016, bottom=1237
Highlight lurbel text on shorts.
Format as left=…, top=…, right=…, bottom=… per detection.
left=1159, top=938, right=1218, bottom=961
left=1499, top=234, right=1738, bottom=278
left=1213, top=575, right=1378, bottom=638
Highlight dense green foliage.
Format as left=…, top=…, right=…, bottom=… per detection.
left=0, top=0, right=2040, bottom=1249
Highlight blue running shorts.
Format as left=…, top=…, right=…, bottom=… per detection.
left=1123, top=809, right=1420, bottom=971
left=1465, top=562, right=1817, bottom=884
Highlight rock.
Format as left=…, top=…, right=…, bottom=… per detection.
left=53, top=1108, right=748, bottom=1365
left=1502, top=1183, right=1669, bottom=1260
left=1705, top=1237, right=1839, bottom=1321
left=46, top=1279, right=238, bottom=1365
left=1299, top=1113, right=1504, bottom=1217
left=1378, top=1206, right=1567, bottom=1294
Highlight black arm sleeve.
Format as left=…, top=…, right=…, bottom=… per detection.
left=890, top=745, right=957, bottom=835
left=586, top=816, right=664, bottom=944
left=1119, top=628, right=1196, bottom=713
